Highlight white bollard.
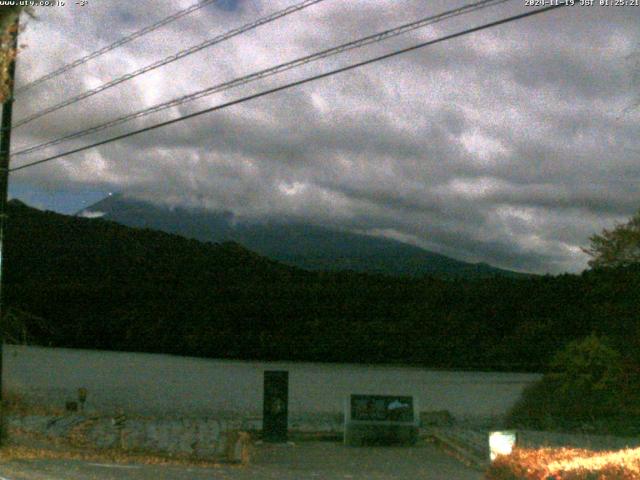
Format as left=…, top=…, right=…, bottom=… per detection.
left=489, top=430, right=517, bottom=461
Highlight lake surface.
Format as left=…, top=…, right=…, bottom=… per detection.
left=4, top=344, right=541, bottom=424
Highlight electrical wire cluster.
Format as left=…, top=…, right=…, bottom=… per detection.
left=10, top=0, right=567, bottom=172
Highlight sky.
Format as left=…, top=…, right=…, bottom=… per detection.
left=7, top=0, right=640, bottom=274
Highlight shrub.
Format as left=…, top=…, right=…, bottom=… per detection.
left=507, top=335, right=640, bottom=435
left=485, top=446, right=640, bottom=480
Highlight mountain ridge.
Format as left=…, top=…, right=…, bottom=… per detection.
left=79, top=194, right=530, bottom=279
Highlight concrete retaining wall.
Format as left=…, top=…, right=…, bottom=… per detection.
left=7, top=413, right=245, bottom=459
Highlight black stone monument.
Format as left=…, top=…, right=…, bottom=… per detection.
left=262, top=371, right=289, bottom=442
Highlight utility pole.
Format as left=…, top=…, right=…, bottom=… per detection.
left=0, top=13, right=20, bottom=443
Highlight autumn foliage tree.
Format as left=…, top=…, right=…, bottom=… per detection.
left=583, top=209, right=640, bottom=269
left=0, top=6, right=34, bottom=103
left=0, top=7, right=22, bottom=102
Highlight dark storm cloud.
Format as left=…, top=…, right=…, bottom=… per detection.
left=10, top=0, right=640, bottom=273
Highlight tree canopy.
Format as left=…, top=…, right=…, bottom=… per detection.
left=583, top=209, right=640, bottom=269
left=507, top=335, right=639, bottom=435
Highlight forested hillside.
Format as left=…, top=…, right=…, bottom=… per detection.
left=79, top=194, right=528, bottom=279
left=5, top=200, right=640, bottom=372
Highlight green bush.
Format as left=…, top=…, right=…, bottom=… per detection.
left=506, top=335, right=640, bottom=435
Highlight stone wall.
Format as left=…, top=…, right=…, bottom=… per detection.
left=6, top=412, right=247, bottom=459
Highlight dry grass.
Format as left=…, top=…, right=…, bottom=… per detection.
left=485, top=446, right=640, bottom=479
left=225, top=430, right=252, bottom=465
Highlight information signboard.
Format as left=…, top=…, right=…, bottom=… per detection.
left=344, top=394, right=418, bottom=446
left=350, top=395, right=414, bottom=423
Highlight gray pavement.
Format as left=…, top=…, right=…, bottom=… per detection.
left=0, top=440, right=484, bottom=480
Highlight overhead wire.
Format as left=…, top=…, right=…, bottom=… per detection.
left=12, top=0, right=510, bottom=157
left=10, top=3, right=567, bottom=173
left=15, top=0, right=220, bottom=96
left=11, top=0, right=328, bottom=129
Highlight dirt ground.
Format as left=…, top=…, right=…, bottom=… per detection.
left=0, top=439, right=484, bottom=480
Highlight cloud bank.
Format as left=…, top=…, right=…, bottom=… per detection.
left=10, top=0, right=640, bottom=273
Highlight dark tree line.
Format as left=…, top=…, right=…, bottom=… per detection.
left=4, top=200, right=640, bottom=373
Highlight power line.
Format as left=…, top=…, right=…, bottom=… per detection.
left=15, top=0, right=219, bottom=96
left=12, top=0, right=327, bottom=129
left=13, top=0, right=509, bottom=157
left=10, top=4, right=566, bottom=174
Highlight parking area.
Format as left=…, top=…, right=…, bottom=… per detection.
left=0, top=440, right=483, bottom=480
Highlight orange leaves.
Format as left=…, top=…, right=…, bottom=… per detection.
left=485, top=446, right=640, bottom=480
